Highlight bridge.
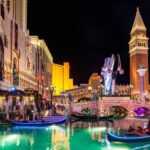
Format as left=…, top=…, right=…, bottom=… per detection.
left=72, top=96, right=150, bottom=117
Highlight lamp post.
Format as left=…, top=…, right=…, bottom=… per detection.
left=88, top=86, right=92, bottom=97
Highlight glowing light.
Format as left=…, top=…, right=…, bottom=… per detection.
left=46, top=147, right=50, bottom=150
left=132, top=144, right=150, bottom=150
left=2, top=134, right=20, bottom=142
left=9, top=86, right=16, bottom=92
left=46, top=125, right=64, bottom=132
left=0, top=134, right=21, bottom=146
left=16, top=139, right=20, bottom=146
left=90, top=127, right=106, bottom=132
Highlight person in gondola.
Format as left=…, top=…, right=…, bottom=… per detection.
left=127, top=125, right=135, bottom=134
left=135, top=126, right=145, bottom=136
left=145, top=120, right=150, bottom=134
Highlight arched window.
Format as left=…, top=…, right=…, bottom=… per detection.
left=15, top=23, right=18, bottom=49
left=27, top=56, right=30, bottom=69
left=7, top=0, right=10, bottom=13
left=1, top=1, right=5, bottom=19
left=4, top=35, right=8, bottom=47
left=13, top=57, right=19, bottom=86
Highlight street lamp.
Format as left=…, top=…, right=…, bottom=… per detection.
left=88, top=86, right=92, bottom=97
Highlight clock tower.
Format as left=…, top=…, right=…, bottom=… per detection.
left=129, top=8, right=149, bottom=94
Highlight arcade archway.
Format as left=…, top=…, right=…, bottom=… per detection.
left=77, top=97, right=91, bottom=103
left=109, top=106, right=128, bottom=119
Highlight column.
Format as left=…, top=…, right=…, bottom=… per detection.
left=137, top=66, right=147, bottom=102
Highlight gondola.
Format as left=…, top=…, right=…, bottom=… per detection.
left=71, top=113, right=114, bottom=121
left=0, top=122, right=11, bottom=127
left=107, top=131, right=150, bottom=143
left=11, top=116, right=66, bottom=126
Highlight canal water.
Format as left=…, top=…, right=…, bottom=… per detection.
left=0, top=119, right=150, bottom=150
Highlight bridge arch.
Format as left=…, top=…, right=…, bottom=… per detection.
left=77, top=97, right=91, bottom=103
left=109, top=105, right=128, bottom=118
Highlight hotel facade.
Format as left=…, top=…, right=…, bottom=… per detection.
left=0, top=0, right=53, bottom=104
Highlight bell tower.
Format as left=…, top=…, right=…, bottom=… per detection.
left=129, top=8, right=149, bottom=94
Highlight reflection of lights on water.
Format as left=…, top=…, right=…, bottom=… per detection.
left=30, top=137, right=34, bottom=146
left=89, top=127, right=106, bottom=132
left=100, top=135, right=130, bottom=150
left=102, top=141, right=130, bottom=150
left=0, top=133, right=34, bottom=148
left=0, top=134, right=21, bottom=147
left=132, top=144, right=150, bottom=150
left=47, top=125, right=64, bottom=132
left=16, top=139, right=20, bottom=146
left=105, top=136, right=111, bottom=150
left=46, top=147, right=50, bottom=150
left=2, top=134, right=20, bottom=142
left=1, top=141, right=5, bottom=147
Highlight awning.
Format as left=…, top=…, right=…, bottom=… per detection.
left=8, top=89, right=25, bottom=96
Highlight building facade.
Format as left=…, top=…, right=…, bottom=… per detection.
left=30, top=36, right=53, bottom=100
left=0, top=0, right=53, bottom=105
left=52, top=62, right=74, bottom=95
left=88, top=73, right=102, bottom=90
left=129, top=8, right=149, bottom=94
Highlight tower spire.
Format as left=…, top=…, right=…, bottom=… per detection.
left=131, top=7, right=146, bottom=34
left=129, top=6, right=149, bottom=95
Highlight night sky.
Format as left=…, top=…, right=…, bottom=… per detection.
left=28, top=0, right=150, bottom=85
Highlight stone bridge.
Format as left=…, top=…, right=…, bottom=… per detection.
left=72, top=96, right=150, bottom=117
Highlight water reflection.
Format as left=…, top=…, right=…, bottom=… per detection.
left=51, top=125, right=70, bottom=150
left=0, top=119, right=149, bottom=150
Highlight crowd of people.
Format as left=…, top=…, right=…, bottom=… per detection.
left=0, top=98, right=53, bottom=121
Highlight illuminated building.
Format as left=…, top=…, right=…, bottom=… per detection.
left=53, top=84, right=91, bottom=115
left=52, top=62, right=74, bottom=95
left=88, top=73, right=102, bottom=90
left=0, top=0, right=53, bottom=104
left=30, top=36, right=53, bottom=100
left=129, top=8, right=149, bottom=94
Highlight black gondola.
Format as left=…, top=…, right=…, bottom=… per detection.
left=71, top=113, right=114, bottom=121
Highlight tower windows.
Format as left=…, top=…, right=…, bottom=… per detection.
left=4, top=35, right=8, bottom=48
left=13, top=57, right=19, bottom=86
left=15, top=23, right=18, bottom=49
left=137, top=42, right=146, bottom=47
left=0, top=37, right=4, bottom=80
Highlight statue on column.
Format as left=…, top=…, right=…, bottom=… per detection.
left=101, top=54, right=124, bottom=95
